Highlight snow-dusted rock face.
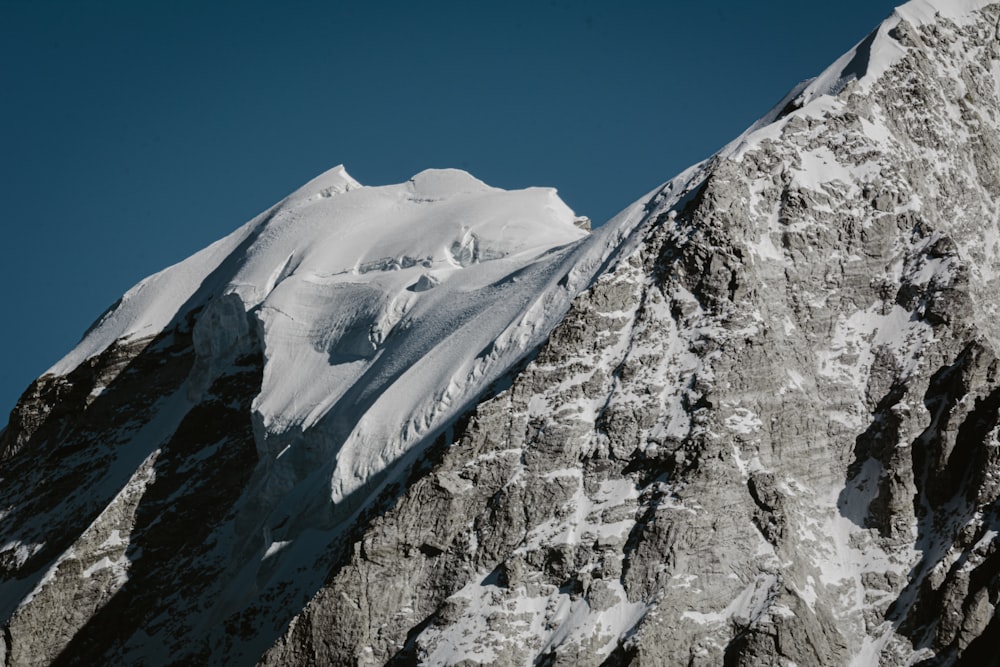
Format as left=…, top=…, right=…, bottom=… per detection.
left=0, top=168, right=624, bottom=666
left=263, top=1, right=1000, bottom=665
left=3, top=0, right=1000, bottom=665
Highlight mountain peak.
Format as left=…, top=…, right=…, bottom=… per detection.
left=895, top=0, right=996, bottom=23
left=5, top=2, right=1000, bottom=666
left=288, top=163, right=361, bottom=203
left=725, top=0, right=998, bottom=161
left=407, top=168, right=493, bottom=198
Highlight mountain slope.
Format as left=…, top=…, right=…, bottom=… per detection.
left=4, top=0, right=1000, bottom=665
left=260, top=1, right=1000, bottom=665
left=0, top=167, right=649, bottom=665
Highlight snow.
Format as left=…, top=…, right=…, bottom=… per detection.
left=49, top=166, right=600, bottom=509
left=0, top=541, right=44, bottom=568
left=516, top=472, right=639, bottom=553
left=730, top=443, right=765, bottom=481
left=35, top=164, right=700, bottom=645
left=27, top=0, right=998, bottom=648
left=680, top=572, right=780, bottom=627
left=419, top=567, right=647, bottom=664
left=785, top=369, right=806, bottom=392
left=31, top=146, right=706, bottom=656
left=895, top=0, right=995, bottom=26
left=850, top=628, right=895, bottom=667
left=793, top=147, right=877, bottom=193
left=81, top=555, right=127, bottom=582
left=724, top=0, right=993, bottom=162
left=723, top=407, right=763, bottom=435
left=7, top=1, right=998, bottom=661
left=747, top=229, right=786, bottom=262
left=263, top=540, right=292, bottom=559
left=817, top=304, right=934, bottom=388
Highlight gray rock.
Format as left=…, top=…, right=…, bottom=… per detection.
left=5, top=4, right=1000, bottom=667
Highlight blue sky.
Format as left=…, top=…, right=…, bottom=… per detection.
left=1, top=0, right=897, bottom=423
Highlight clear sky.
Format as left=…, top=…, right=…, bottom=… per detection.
left=1, top=0, right=898, bottom=424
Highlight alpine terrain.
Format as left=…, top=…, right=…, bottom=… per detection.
left=4, top=0, right=1000, bottom=664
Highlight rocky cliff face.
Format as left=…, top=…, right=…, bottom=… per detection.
left=260, top=2, right=1000, bottom=665
left=4, top=1, right=1000, bottom=665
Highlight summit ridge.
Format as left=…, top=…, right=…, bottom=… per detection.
left=3, top=1, right=1000, bottom=665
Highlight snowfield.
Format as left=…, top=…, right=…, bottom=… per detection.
left=46, top=164, right=675, bottom=527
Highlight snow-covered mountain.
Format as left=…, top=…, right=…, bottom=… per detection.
left=4, top=0, right=1000, bottom=665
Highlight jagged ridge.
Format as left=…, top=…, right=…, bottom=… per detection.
left=3, top=0, right=1000, bottom=665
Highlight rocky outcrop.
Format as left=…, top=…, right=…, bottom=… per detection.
left=0, top=305, right=267, bottom=666
left=261, top=3, right=1000, bottom=665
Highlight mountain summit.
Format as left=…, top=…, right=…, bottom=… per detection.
left=4, top=1, right=1000, bottom=665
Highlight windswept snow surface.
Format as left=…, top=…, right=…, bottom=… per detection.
left=48, top=165, right=672, bottom=516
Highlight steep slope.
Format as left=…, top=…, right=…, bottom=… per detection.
left=258, top=1, right=1000, bottom=665
left=0, top=168, right=646, bottom=666
left=4, top=0, right=1000, bottom=665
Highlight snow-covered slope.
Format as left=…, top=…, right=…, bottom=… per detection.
left=1, top=165, right=663, bottom=665
left=3, top=0, right=1000, bottom=665
left=51, top=166, right=599, bottom=507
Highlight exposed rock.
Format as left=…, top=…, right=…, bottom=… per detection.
left=4, top=2, right=1000, bottom=666
left=261, top=4, right=1000, bottom=665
